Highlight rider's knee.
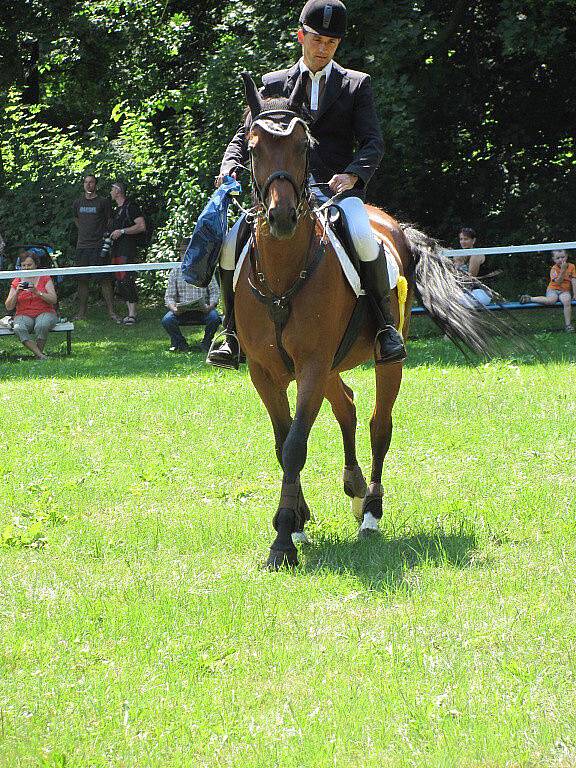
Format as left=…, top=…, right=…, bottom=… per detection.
left=338, top=196, right=379, bottom=262
left=220, top=216, right=243, bottom=271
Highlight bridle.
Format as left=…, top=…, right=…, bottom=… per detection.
left=248, top=109, right=312, bottom=221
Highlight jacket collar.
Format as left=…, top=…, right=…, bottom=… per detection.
left=284, top=60, right=347, bottom=122
left=313, top=60, right=346, bottom=122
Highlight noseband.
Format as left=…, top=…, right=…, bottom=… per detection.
left=249, top=109, right=311, bottom=218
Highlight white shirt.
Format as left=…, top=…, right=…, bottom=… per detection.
left=298, top=58, right=333, bottom=111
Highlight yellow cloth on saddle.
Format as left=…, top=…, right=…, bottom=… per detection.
left=396, top=275, right=408, bottom=332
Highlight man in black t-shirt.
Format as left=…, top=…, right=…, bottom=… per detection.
left=73, top=173, right=116, bottom=321
left=109, top=180, right=146, bottom=325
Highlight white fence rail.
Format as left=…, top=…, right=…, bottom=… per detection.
left=1, top=241, right=575, bottom=281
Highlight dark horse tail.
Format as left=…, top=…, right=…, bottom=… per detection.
left=402, top=225, right=530, bottom=358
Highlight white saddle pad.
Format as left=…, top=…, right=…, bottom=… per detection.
left=324, top=223, right=400, bottom=296
left=233, top=222, right=400, bottom=294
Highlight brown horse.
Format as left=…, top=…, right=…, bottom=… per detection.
left=233, top=74, right=510, bottom=568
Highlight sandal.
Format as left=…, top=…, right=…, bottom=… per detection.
left=565, top=324, right=574, bottom=333
left=122, top=316, right=137, bottom=325
left=109, top=314, right=122, bottom=324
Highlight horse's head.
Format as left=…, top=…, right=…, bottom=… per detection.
left=242, top=72, right=311, bottom=240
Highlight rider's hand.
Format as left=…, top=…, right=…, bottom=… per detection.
left=110, top=229, right=123, bottom=241
left=328, top=173, right=358, bottom=195
left=214, top=171, right=237, bottom=189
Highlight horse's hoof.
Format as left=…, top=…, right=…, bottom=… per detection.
left=292, top=531, right=311, bottom=545
left=358, top=526, right=380, bottom=539
left=358, top=512, right=381, bottom=539
left=266, top=548, right=298, bottom=570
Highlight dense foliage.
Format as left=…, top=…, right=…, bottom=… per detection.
left=0, top=0, right=574, bottom=287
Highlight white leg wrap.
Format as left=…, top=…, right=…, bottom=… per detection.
left=292, top=531, right=311, bottom=545
left=360, top=511, right=380, bottom=532
left=220, top=216, right=242, bottom=271
left=338, top=197, right=379, bottom=262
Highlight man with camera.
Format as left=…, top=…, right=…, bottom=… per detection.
left=73, top=173, right=116, bottom=322
left=108, top=180, right=146, bottom=325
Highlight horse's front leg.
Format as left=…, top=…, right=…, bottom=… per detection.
left=267, top=369, right=328, bottom=568
left=360, top=362, right=403, bottom=537
left=248, top=362, right=311, bottom=563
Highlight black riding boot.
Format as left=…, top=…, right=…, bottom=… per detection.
left=206, top=267, right=241, bottom=369
left=359, top=246, right=407, bottom=364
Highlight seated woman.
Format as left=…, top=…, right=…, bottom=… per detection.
left=4, top=251, right=58, bottom=359
left=454, top=227, right=491, bottom=307
left=456, top=227, right=486, bottom=277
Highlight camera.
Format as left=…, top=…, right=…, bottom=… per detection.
left=100, top=234, right=114, bottom=259
left=20, top=281, right=31, bottom=289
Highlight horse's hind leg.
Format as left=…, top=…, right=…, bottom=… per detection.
left=325, top=375, right=367, bottom=521
left=360, top=362, right=403, bottom=537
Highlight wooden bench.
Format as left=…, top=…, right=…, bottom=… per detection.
left=0, top=320, right=75, bottom=355
left=411, top=299, right=576, bottom=315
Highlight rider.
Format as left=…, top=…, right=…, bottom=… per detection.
left=208, top=0, right=407, bottom=369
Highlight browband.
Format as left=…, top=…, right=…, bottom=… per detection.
left=251, top=111, right=313, bottom=142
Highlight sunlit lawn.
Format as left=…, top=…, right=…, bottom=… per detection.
left=1, top=304, right=575, bottom=768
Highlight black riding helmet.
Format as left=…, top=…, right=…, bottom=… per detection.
left=299, top=0, right=347, bottom=39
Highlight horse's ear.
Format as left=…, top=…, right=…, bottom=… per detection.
left=286, top=71, right=307, bottom=113
left=241, top=72, right=263, bottom=119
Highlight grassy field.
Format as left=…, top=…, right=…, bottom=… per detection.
left=1, top=305, right=575, bottom=768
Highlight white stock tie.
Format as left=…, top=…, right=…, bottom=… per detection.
left=309, top=71, right=324, bottom=112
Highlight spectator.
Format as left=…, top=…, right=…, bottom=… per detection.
left=520, top=249, right=576, bottom=332
left=0, top=231, right=5, bottom=271
left=162, top=271, right=221, bottom=352
left=73, top=173, right=116, bottom=322
left=108, top=180, right=146, bottom=325
left=453, top=227, right=491, bottom=306
left=4, top=251, right=58, bottom=359
left=456, top=227, right=486, bottom=277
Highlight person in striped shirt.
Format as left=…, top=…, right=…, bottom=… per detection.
left=162, top=270, right=221, bottom=352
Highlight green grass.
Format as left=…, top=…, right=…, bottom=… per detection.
left=1, top=305, right=575, bottom=768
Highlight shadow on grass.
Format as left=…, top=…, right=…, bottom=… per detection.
left=301, top=524, right=480, bottom=592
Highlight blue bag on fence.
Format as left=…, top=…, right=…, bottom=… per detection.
left=181, top=175, right=242, bottom=287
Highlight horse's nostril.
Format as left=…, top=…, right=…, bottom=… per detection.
left=290, top=209, right=297, bottom=225
left=268, top=208, right=276, bottom=224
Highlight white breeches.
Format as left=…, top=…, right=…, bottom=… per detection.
left=336, top=197, right=379, bottom=262
left=219, top=195, right=379, bottom=272
left=220, top=215, right=243, bottom=271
